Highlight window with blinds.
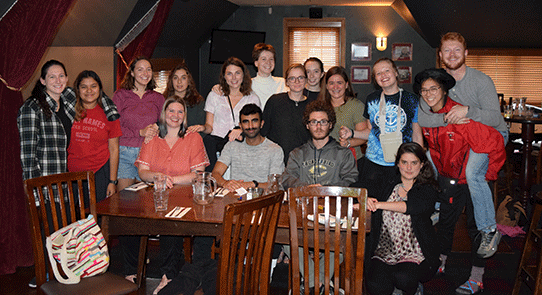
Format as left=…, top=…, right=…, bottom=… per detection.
left=283, top=18, right=345, bottom=73
left=465, top=49, right=542, bottom=105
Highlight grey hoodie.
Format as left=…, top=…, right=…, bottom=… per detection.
left=282, top=137, right=358, bottom=189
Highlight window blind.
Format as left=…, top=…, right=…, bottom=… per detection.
left=288, top=27, right=340, bottom=71
left=465, top=53, right=542, bottom=105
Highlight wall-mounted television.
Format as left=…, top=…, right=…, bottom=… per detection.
left=209, top=29, right=266, bottom=65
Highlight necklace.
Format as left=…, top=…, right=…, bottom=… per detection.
left=288, top=92, right=306, bottom=106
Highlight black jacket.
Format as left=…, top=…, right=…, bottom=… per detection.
left=366, top=175, right=440, bottom=270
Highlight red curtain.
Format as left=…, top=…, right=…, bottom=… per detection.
left=116, top=0, right=174, bottom=89
left=0, top=0, right=76, bottom=275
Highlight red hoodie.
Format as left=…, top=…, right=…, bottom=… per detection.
left=422, top=98, right=505, bottom=184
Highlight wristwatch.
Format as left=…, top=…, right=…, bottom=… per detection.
left=252, top=180, right=259, bottom=188
left=109, top=179, right=118, bottom=185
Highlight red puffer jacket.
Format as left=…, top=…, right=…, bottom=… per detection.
left=422, top=98, right=506, bottom=184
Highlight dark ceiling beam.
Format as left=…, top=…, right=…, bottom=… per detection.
left=391, top=0, right=428, bottom=44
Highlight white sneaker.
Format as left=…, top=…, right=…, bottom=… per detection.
left=477, top=229, right=501, bottom=258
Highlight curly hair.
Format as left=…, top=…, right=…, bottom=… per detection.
left=303, top=100, right=337, bottom=128
left=219, top=57, right=252, bottom=96
left=163, top=62, right=203, bottom=107
left=30, top=60, right=67, bottom=119
left=120, top=56, right=156, bottom=91
left=73, top=70, right=105, bottom=121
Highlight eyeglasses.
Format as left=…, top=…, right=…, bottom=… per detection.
left=287, top=76, right=306, bottom=83
left=420, top=86, right=441, bottom=96
left=308, top=119, right=330, bottom=127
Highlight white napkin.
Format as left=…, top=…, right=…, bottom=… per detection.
left=124, top=182, right=148, bottom=191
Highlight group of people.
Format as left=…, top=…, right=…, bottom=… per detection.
left=18, top=32, right=507, bottom=295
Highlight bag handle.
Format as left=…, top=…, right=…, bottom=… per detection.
left=46, top=228, right=81, bottom=284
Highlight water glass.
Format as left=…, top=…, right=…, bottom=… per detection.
left=154, top=190, right=169, bottom=212
left=153, top=174, right=167, bottom=192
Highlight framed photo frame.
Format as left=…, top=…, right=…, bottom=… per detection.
left=397, top=66, right=412, bottom=84
left=392, top=43, right=413, bottom=61
left=351, top=42, right=371, bottom=61
left=351, top=66, right=371, bottom=84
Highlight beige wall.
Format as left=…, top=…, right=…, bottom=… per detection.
left=22, top=47, right=115, bottom=100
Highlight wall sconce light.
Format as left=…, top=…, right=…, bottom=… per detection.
left=376, top=37, right=387, bottom=51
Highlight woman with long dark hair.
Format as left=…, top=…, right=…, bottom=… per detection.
left=112, top=57, right=165, bottom=191
left=365, top=142, right=439, bottom=295
left=67, top=70, right=122, bottom=203
left=190, top=56, right=261, bottom=170
left=319, top=66, right=366, bottom=159
left=163, top=62, right=206, bottom=130
left=18, top=60, right=119, bottom=183
left=17, top=60, right=118, bottom=288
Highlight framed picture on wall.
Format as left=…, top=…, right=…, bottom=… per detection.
left=351, top=43, right=371, bottom=61
left=392, top=43, right=413, bottom=61
left=351, top=66, right=371, bottom=84
left=397, top=66, right=412, bottom=84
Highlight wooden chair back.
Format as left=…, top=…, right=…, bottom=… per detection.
left=24, top=171, right=137, bottom=294
left=217, top=190, right=284, bottom=295
left=288, top=186, right=367, bottom=295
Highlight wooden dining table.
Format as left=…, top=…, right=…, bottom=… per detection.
left=95, top=184, right=369, bottom=288
left=505, top=115, right=542, bottom=208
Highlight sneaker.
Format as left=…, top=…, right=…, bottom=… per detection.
left=28, top=277, right=37, bottom=288
left=477, top=229, right=501, bottom=258
left=455, top=280, right=483, bottom=294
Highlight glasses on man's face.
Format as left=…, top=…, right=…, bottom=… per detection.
left=287, top=76, right=306, bottom=83
left=420, top=86, right=441, bottom=96
left=308, top=119, right=330, bottom=127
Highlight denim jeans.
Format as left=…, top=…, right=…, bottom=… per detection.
left=118, top=146, right=141, bottom=180
left=466, top=130, right=509, bottom=232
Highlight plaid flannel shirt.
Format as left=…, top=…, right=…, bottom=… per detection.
left=17, top=87, right=119, bottom=203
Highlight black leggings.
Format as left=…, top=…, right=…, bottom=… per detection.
left=366, top=258, right=434, bottom=295
left=436, top=177, right=486, bottom=268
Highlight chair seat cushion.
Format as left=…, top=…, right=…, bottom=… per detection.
left=41, top=272, right=138, bottom=295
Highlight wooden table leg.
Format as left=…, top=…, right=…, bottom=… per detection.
left=520, top=122, right=535, bottom=208
left=137, top=236, right=148, bottom=289
left=100, top=215, right=110, bottom=244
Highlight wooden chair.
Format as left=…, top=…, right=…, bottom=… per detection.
left=512, top=191, right=542, bottom=294
left=24, top=171, right=138, bottom=295
left=288, top=186, right=367, bottom=295
left=217, top=190, right=284, bottom=295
